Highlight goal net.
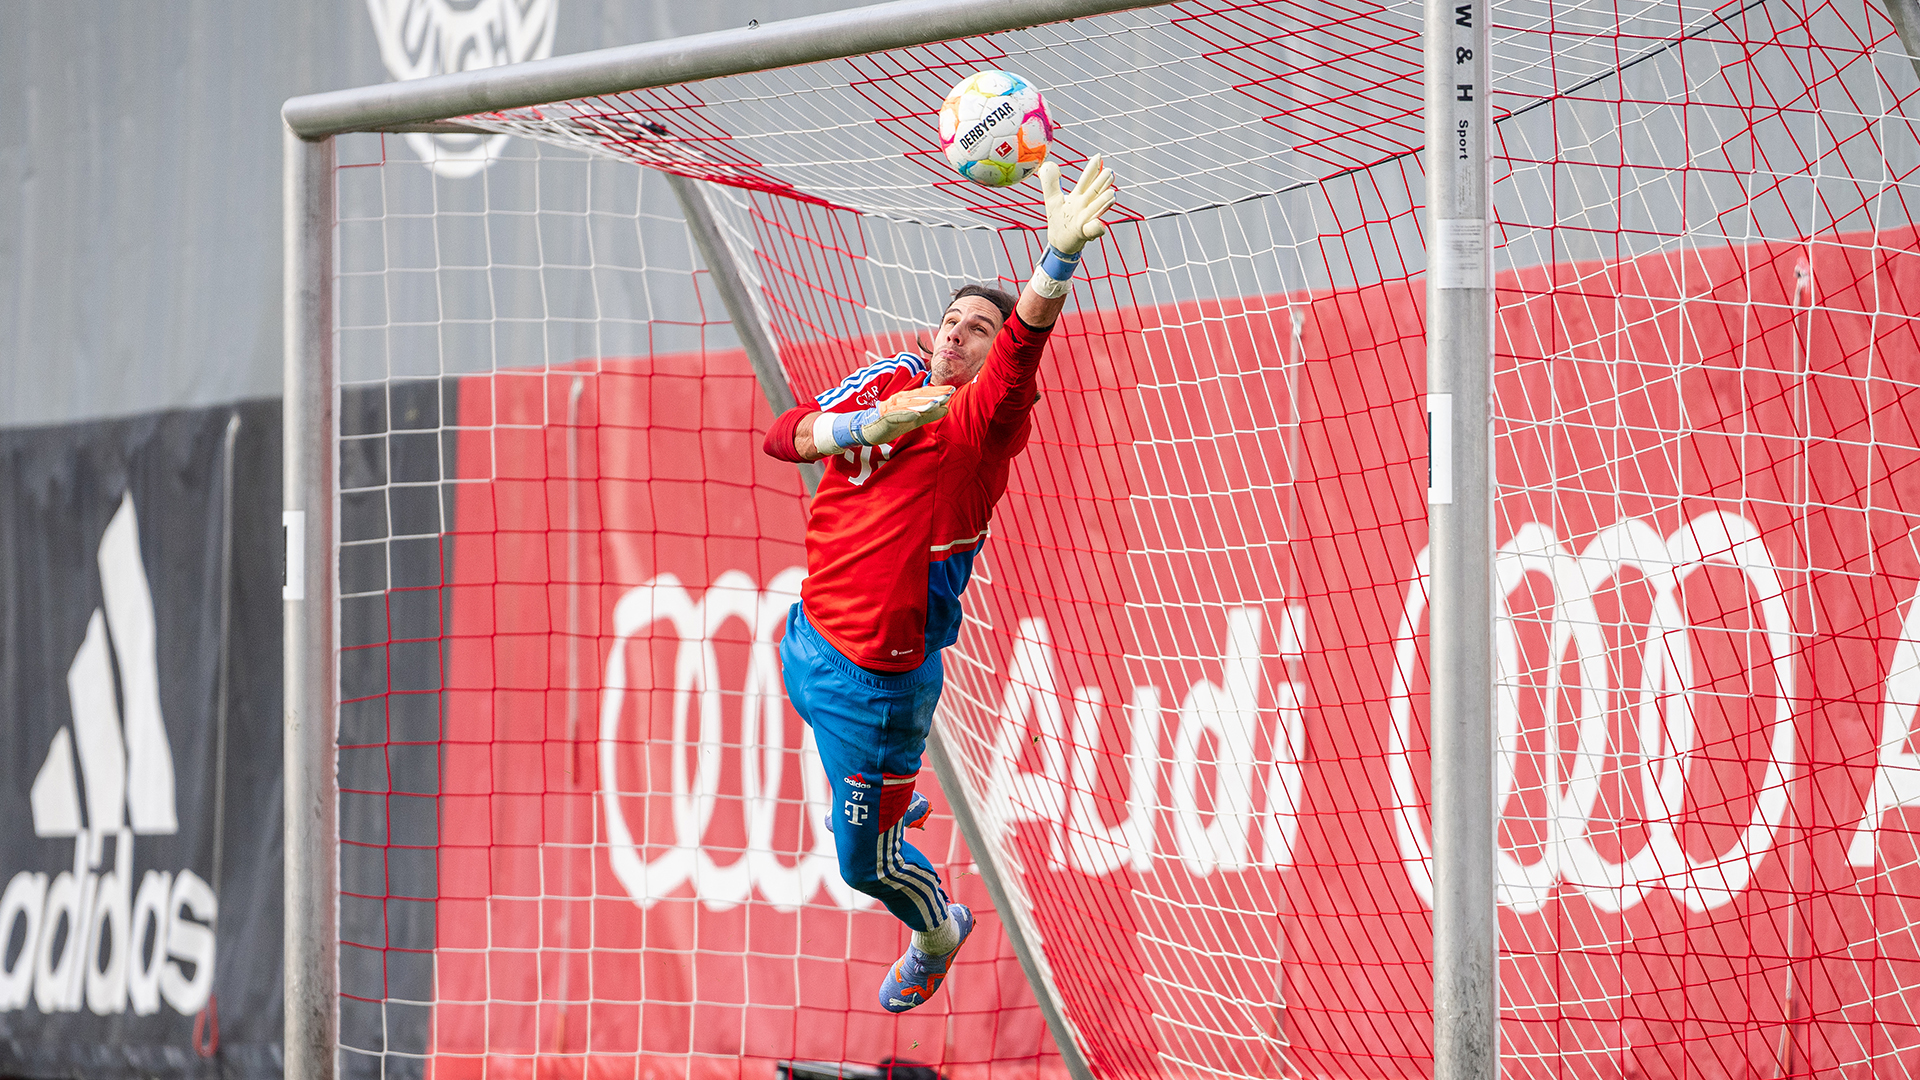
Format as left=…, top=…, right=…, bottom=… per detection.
left=315, top=0, right=1920, bottom=1077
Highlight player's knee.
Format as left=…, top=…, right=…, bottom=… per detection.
left=843, top=857, right=941, bottom=912
left=839, top=861, right=894, bottom=901
left=836, top=852, right=914, bottom=903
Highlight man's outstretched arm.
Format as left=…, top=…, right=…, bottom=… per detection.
left=940, top=155, right=1118, bottom=456
left=764, top=157, right=1116, bottom=463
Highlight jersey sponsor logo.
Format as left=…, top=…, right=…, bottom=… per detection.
left=0, top=494, right=217, bottom=1016
left=365, top=0, right=559, bottom=178
left=1389, top=512, right=1796, bottom=914
left=816, top=352, right=925, bottom=410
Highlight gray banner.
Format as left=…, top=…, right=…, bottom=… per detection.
left=0, top=0, right=888, bottom=431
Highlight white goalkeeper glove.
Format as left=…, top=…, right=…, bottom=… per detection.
left=812, top=383, right=954, bottom=455
left=1031, top=155, right=1117, bottom=297
left=1041, top=154, right=1116, bottom=256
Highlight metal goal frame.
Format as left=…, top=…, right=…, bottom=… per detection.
left=279, top=3, right=1498, bottom=1077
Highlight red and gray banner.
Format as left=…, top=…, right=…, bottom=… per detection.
left=427, top=228, right=1920, bottom=1079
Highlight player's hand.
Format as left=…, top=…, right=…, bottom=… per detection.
left=1041, top=155, right=1116, bottom=256
left=858, top=384, right=955, bottom=445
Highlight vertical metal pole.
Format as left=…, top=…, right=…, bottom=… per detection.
left=1878, top=0, right=1920, bottom=83
left=924, top=733, right=1098, bottom=1080
left=666, top=170, right=1092, bottom=1077
left=284, top=125, right=339, bottom=1080
left=664, top=171, right=824, bottom=495
left=1426, top=0, right=1496, bottom=1077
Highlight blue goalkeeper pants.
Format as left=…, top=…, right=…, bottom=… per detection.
left=780, top=603, right=952, bottom=931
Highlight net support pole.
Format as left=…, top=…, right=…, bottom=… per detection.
left=700, top=157, right=1092, bottom=1073
left=1425, top=0, right=1496, bottom=1077
left=284, top=126, right=339, bottom=1080
left=665, top=172, right=824, bottom=495
left=924, top=732, right=1097, bottom=1080
left=1879, top=0, right=1920, bottom=81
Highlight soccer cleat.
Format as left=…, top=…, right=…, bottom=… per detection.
left=877, top=903, right=974, bottom=1013
left=901, top=791, right=932, bottom=829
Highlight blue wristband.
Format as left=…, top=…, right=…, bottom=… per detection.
left=831, top=407, right=880, bottom=449
left=1039, top=246, right=1083, bottom=283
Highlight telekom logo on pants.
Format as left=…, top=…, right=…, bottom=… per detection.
left=0, top=494, right=217, bottom=1016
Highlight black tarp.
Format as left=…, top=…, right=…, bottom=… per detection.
left=0, top=401, right=283, bottom=1079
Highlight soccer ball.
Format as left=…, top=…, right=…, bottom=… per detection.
left=938, top=70, right=1052, bottom=188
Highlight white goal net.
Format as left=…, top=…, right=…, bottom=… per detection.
left=304, top=0, right=1920, bottom=1077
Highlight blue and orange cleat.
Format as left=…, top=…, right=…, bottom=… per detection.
left=877, top=902, right=974, bottom=1013
left=901, top=791, right=932, bottom=830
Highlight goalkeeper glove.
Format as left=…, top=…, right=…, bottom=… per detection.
left=1032, top=155, right=1117, bottom=297
left=813, top=384, right=954, bottom=454
left=1042, top=154, right=1116, bottom=256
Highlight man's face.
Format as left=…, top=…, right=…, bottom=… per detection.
left=928, top=295, right=1004, bottom=387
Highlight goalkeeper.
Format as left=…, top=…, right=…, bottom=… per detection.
left=762, top=157, right=1115, bottom=1013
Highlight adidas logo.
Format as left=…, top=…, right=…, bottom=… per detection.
left=0, top=494, right=217, bottom=1016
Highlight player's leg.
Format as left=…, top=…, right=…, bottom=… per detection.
left=779, top=604, right=952, bottom=926
left=865, top=647, right=977, bottom=1013
left=779, top=605, right=973, bottom=1012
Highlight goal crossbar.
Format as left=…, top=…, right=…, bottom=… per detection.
left=281, top=0, right=1168, bottom=138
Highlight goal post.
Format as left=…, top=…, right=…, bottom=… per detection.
left=282, top=124, right=338, bottom=1080
left=283, top=8, right=1164, bottom=1079
left=284, top=0, right=1920, bottom=1078
left=1424, top=0, right=1497, bottom=1071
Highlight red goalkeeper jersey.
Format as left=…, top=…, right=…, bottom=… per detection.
left=763, top=314, right=1052, bottom=671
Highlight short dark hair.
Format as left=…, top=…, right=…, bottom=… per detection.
left=949, top=284, right=1016, bottom=326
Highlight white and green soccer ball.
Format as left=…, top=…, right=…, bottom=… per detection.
left=938, top=70, right=1053, bottom=188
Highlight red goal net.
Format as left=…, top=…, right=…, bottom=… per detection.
left=325, top=1, right=1920, bottom=1077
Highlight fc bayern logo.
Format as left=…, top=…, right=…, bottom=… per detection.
left=365, top=0, right=559, bottom=178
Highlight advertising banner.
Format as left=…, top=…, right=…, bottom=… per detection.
left=429, top=229, right=1920, bottom=1079
left=0, top=403, right=284, bottom=1079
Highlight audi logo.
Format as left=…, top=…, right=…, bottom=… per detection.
left=597, top=569, right=1311, bottom=911
left=1390, top=511, right=1797, bottom=914
left=599, top=567, right=876, bottom=913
